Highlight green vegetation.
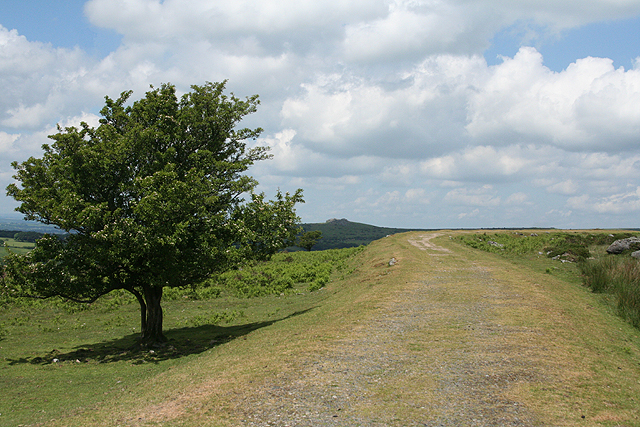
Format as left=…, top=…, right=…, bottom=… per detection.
left=1, top=237, right=35, bottom=260
left=457, top=230, right=634, bottom=261
left=1, top=232, right=640, bottom=425
left=179, top=246, right=363, bottom=299
left=0, top=229, right=22, bottom=238
left=0, top=246, right=362, bottom=425
left=297, top=229, right=322, bottom=251
left=581, top=255, right=640, bottom=328
left=2, top=81, right=303, bottom=345
left=12, top=231, right=45, bottom=243
left=459, top=230, right=640, bottom=332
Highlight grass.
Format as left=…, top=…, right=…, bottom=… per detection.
left=0, top=247, right=362, bottom=426
left=456, top=230, right=634, bottom=261
left=458, top=229, right=640, bottom=332
left=581, top=254, right=640, bottom=328
left=1, top=237, right=36, bottom=259
left=1, top=231, right=640, bottom=426
left=446, top=231, right=640, bottom=425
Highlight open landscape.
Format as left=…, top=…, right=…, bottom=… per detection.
left=2, top=3, right=640, bottom=426
left=2, top=229, right=640, bottom=426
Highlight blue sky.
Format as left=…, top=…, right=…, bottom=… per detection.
left=2, top=0, right=121, bottom=56
left=485, top=17, right=640, bottom=72
left=1, top=0, right=640, bottom=229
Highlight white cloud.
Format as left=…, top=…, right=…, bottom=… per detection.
left=547, top=180, right=578, bottom=195
left=405, top=188, right=430, bottom=204
left=2, top=1, right=640, bottom=228
left=420, top=145, right=533, bottom=181
left=568, top=187, right=640, bottom=214
left=444, top=185, right=501, bottom=207
left=458, top=208, right=480, bottom=220
left=0, top=26, right=94, bottom=129
left=0, top=132, right=20, bottom=154
left=466, top=47, right=640, bottom=151
left=83, top=0, right=640, bottom=55
left=342, top=4, right=497, bottom=62
left=3, top=102, right=60, bottom=129
left=506, top=192, right=530, bottom=205
left=280, top=54, right=485, bottom=158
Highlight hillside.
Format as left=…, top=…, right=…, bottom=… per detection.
left=298, top=218, right=433, bottom=250
left=0, top=216, right=63, bottom=234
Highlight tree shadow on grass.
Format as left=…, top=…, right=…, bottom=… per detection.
left=7, top=308, right=314, bottom=366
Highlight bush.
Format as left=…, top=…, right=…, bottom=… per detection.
left=212, top=246, right=363, bottom=298
left=456, top=231, right=635, bottom=262
left=544, top=243, right=591, bottom=262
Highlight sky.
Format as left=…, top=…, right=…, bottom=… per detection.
left=1, top=0, right=640, bottom=229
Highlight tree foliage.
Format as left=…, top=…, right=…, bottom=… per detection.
left=298, top=230, right=323, bottom=251
left=12, top=232, right=44, bottom=243
left=2, top=81, right=303, bottom=345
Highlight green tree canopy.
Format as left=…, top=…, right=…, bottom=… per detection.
left=298, top=230, right=323, bottom=251
left=12, top=231, right=44, bottom=243
left=2, top=81, right=303, bottom=345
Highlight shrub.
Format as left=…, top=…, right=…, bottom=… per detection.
left=544, top=243, right=591, bottom=262
left=210, top=246, right=363, bottom=298
left=456, top=231, right=632, bottom=262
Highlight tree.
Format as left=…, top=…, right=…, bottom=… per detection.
left=298, top=230, right=322, bottom=251
left=2, top=81, right=303, bottom=346
left=13, top=231, right=44, bottom=243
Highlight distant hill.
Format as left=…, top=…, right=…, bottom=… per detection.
left=0, top=216, right=64, bottom=234
left=296, top=218, right=434, bottom=251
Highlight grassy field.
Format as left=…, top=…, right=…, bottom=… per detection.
left=1, top=230, right=640, bottom=425
left=0, top=248, right=362, bottom=425
left=1, top=237, right=36, bottom=259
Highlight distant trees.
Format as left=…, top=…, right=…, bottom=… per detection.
left=12, top=232, right=43, bottom=243
left=298, top=230, right=322, bottom=251
left=2, top=81, right=303, bottom=346
left=0, top=230, right=20, bottom=239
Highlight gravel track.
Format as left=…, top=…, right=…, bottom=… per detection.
left=238, top=234, right=548, bottom=426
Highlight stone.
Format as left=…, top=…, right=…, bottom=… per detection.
left=606, top=237, right=640, bottom=254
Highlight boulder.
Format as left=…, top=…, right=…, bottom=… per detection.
left=606, top=237, right=640, bottom=254
left=632, top=250, right=640, bottom=260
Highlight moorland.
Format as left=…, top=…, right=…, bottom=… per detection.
left=1, top=227, right=640, bottom=426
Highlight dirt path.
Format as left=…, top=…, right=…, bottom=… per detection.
left=108, top=231, right=640, bottom=426
left=235, top=233, right=564, bottom=426
left=407, top=232, right=452, bottom=254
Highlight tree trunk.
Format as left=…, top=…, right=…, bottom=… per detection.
left=139, top=285, right=167, bottom=346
